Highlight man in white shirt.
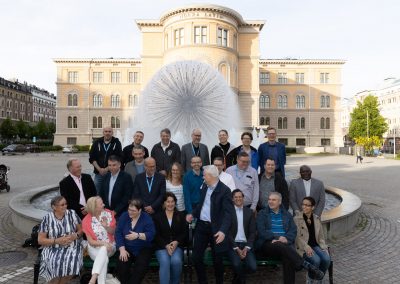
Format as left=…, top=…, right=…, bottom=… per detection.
left=289, top=165, right=326, bottom=216
left=228, top=189, right=257, bottom=284
left=213, top=157, right=236, bottom=191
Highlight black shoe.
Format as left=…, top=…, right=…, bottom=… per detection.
left=302, top=261, right=324, bottom=280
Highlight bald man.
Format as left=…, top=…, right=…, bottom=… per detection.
left=89, top=126, right=122, bottom=193
left=181, top=128, right=210, bottom=172
left=132, top=157, right=166, bottom=214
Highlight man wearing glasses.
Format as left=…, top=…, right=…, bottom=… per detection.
left=258, top=127, right=286, bottom=177
left=226, top=152, right=259, bottom=212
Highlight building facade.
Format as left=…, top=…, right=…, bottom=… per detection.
left=54, top=4, right=345, bottom=148
left=32, top=87, right=56, bottom=124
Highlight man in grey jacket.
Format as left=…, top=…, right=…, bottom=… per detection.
left=289, top=165, right=326, bottom=216
left=181, top=128, right=210, bottom=172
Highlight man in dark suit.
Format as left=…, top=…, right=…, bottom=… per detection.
left=59, top=158, right=97, bottom=219
left=191, top=165, right=234, bottom=284
left=289, top=165, right=326, bottom=216
left=122, top=130, right=149, bottom=167
left=228, top=189, right=257, bottom=284
left=151, top=128, right=181, bottom=176
left=133, top=157, right=166, bottom=215
left=99, top=155, right=133, bottom=218
left=181, top=128, right=210, bottom=172
left=258, top=127, right=286, bottom=177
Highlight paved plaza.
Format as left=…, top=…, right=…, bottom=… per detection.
left=0, top=153, right=399, bottom=283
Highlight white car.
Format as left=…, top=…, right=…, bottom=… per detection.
left=62, top=145, right=78, bottom=153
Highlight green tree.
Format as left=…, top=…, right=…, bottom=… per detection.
left=0, top=118, right=17, bottom=141
left=15, top=119, right=29, bottom=139
left=47, top=122, right=56, bottom=137
left=35, top=119, right=49, bottom=139
left=349, top=95, right=388, bottom=139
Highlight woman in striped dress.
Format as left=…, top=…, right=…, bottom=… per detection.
left=165, top=162, right=185, bottom=212
left=38, top=195, right=83, bottom=283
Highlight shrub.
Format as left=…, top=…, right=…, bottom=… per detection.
left=40, top=145, right=63, bottom=152
left=75, top=145, right=90, bottom=152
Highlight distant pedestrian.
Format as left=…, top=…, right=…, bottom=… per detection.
left=356, top=151, right=363, bottom=163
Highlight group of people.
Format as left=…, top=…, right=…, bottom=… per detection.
left=37, top=125, right=330, bottom=284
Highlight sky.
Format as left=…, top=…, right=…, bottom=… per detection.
left=1, top=0, right=399, bottom=98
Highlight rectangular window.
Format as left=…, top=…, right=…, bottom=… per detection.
left=320, top=73, right=330, bottom=84
left=295, top=73, right=304, bottom=84
left=321, top=139, right=331, bottom=146
left=129, top=72, right=139, bottom=83
left=278, top=138, right=288, bottom=145
left=194, top=26, right=207, bottom=44
left=68, top=71, right=78, bottom=83
left=217, top=28, right=228, bottom=47
left=67, top=137, right=77, bottom=145
left=296, top=138, right=306, bottom=146
left=93, top=72, right=103, bottom=83
left=278, top=73, right=287, bottom=84
left=260, top=72, right=270, bottom=84
left=111, top=72, right=120, bottom=83
left=174, top=28, right=184, bottom=46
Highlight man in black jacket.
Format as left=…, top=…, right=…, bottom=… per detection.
left=122, top=130, right=149, bottom=167
left=228, top=189, right=257, bottom=284
left=210, top=129, right=235, bottom=168
left=59, top=158, right=96, bottom=219
left=151, top=128, right=181, bottom=176
left=89, top=126, right=122, bottom=193
left=191, top=165, right=234, bottom=284
left=259, top=157, right=289, bottom=210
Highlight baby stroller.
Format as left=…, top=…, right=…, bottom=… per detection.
left=0, top=164, right=10, bottom=192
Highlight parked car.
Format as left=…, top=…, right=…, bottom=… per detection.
left=62, top=145, right=78, bottom=153
left=2, top=144, right=26, bottom=155
left=25, top=144, right=40, bottom=153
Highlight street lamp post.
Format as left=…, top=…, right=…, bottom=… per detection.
left=394, top=127, right=397, bottom=159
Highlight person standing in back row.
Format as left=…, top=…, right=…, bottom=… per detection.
left=258, top=127, right=286, bottom=177
left=181, top=129, right=210, bottom=172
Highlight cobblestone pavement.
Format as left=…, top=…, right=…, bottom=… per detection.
left=0, top=153, right=399, bottom=283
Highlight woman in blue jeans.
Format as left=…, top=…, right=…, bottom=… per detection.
left=153, top=192, right=188, bottom=284
left=294, top=196, right=330, bottom=282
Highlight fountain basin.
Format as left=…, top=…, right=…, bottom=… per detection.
left=10, top=184, right=361, bottom=239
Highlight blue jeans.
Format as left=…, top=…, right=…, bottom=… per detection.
left=228, top=243, right=257, bottom=283
left=94, top=173, right=106, bottom=194
left=304, top=246, right=330, bottom=275
left=155, top=247, right=183, bottom=284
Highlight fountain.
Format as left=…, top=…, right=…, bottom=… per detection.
left=125, top=60, right=243, bottom=148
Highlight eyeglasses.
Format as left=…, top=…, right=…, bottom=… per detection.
left=128, top=208, right=139, bottom=213
left=302, top=203, right=312, bottom=207
left=57, top=203, right=68, bottom=207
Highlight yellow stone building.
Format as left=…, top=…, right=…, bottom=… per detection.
left=54, top=4, right=345, bottom=149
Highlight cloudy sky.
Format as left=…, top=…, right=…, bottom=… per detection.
left=1, top=0, right=399, bottom=97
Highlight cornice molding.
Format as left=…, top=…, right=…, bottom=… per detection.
left=260, top=59, right=346, bottom=65
left=53, top=58, right=142, bottom=64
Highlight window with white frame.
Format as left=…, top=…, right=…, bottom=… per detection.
left=111, top=95, right=120, bottom=108
left=278, top=117, right=288, bottom=129
left=93, top=72, right=103, bottom=83
left=320, top=95, right=331, bottom=108
left=111, top=116, right=121, bottom=128
left=111, top=72, right=120, bottom=83
left=296, top=117, right=306, bottom=129
left=278, top=73, right=288, bottom=84
left=174, top=28, right=184, bottom=46
left=296, top=95, right=305, bottom=108
left=259, top=95, right=270, bottom=109
left=194, top=26, right=207, bottom=44
left=129, top=72, right=139, bottom=83
left=260, top=72, right=270, bottom=84
left=68, top=94, right=78, bottom=107
left=68, top=71, right=78, bottom=83
left=320, top=73, right=329, bottom=84
left=278, top=95, right=288, bottom=108
left=93, top=94, right=103, bottom=107
left=68, top=116, right=78, bottom=128
left=217, top=27, right=228, bottom=47
left=296, top=72, right=304, bottom=84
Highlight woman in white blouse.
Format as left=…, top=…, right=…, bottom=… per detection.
left=82, top=196, right=116, bottom=284
left=166, top=162, right=185, bottom=212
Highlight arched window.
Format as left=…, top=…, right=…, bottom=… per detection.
left=265, top=117, right=270, bottom=126
left=92, top=117, right=97, bottom=128
left=219, top=63, right=229, bottom=84
left=260, top=117, right=265, bottom=125
left=111, top=116, right=121, bottom=128
left=326, top=96, right=331, bottom=108
left=128, top=95, right=133, bottom=107
left=301, top=117, right=305, bottom=129
left=278, top=117, right=283, bottom=129
left=283, top=117, right=287, bottom=129
left=134, top=95, right=138, bottom=106
left=320, top=96, right=326, bottom=108
left=111, top=95, right=120, bottom=108
left=296, top=95, right=305, bottom=108
left=68, top=116, right=78, bottom=128
left=325, top=117, right=330, bottom=129
left=68, top=93, right=78, bottom=106
left=93, top=94, right=103, bottom=107
left=278, top=95, right=288, bottom=108
left=320, top=117, right=325, bottom=129
left=68, top=116, right=72, bottom=128
left=296, top=117, right=300, bottom=129
left=260, top=95, right=270, bottom=109
left=73, top=116, right=77, bottom=128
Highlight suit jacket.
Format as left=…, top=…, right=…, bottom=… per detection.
left=294, top=213, right=328, bottom=256
left=192, top=180, right=234, bottom=252
left=99, top=171, right=134, bottom=217
left=133, top=172, right=166, bottom=212
left=124, top=161, right=143, bottom=184
left=181, top=142, right=210, bottom=172
left=258, top=142, right=286, bottom=177
left=258, top=172, right=290, bottom=210
left=59, top=173, right=97, bottom=219
left=153, top=210, right=188, bottom=250
left=228, top=206, right=256, bottom=249
left=289, top=177, right=326, bottom=217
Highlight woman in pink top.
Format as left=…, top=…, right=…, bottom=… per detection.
left=82, top=196, right=116, bottom=284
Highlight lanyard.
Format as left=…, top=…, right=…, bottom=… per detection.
left=146, top=175, right=154, bottom=192
left=103, top=142, right=111, bottom=153
left=191, top=143, right=200, bottom=156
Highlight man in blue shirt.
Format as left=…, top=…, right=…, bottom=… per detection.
left=256, top=192, right=324, bottom=283
left=184, top=156, right=204, bottom=223
left=258, top=127, right=286, bottom=177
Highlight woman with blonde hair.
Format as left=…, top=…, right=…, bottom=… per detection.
left=166, top=162, right=185, bottom=212
left=82, top=196, right=116, bottom=284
